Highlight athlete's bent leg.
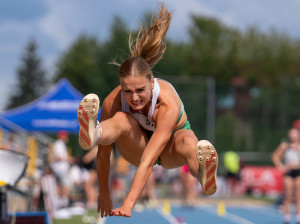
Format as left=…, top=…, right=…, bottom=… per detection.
left=161, top=131, right=218, bottom=195
left=77, top=93, right=144, bottom=151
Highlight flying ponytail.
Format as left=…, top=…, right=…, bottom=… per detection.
left=129, top=3, right=172, bottom=68
left=117, top=3, right=172, bottom=79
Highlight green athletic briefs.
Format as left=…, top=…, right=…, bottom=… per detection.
left=144, top=101, right=191, bottom=166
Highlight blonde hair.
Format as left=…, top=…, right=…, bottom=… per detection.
left=118, top=3, right=172, bottom=80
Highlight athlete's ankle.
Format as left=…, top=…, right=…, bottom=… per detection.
left=94, top=121, right=102, bottom=145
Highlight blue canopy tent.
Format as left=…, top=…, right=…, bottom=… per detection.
left=0, top=78, right=99, bottom=134
left=0, top=115, right=28, bottom=133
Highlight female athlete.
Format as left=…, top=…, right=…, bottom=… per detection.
left=77, top=3, right=218, bottom=218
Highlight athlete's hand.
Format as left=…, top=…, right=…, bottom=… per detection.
left=111, top=204, right=132, bottom=217
left=97, top=195, right=113, bottom=217
left=277, top=165, right=288, bottom=173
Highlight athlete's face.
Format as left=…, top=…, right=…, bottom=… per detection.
left=288, top=128, right=300, bottom=142
left=120, top=75, right=154, bottom=111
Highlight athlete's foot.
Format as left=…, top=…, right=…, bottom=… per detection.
left=196, top=140, right=218, bottom=195
left=77, top=93, right=101, bottom=150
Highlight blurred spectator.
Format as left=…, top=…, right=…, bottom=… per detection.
left=80, top=146, right=98, bottom=210
left=2, top=133, right=22, bottom=152
left=272, top=128, right=300, bottom=224
left=68, top=159, right=89, bottom=203
left=51, top=130, right=72, bottom=207
left=111, top=156, right=131, bottom=206
left=223, top=150, right=242, bottom=196
left=292, top=119, right=300, bottom=131
left=179, top=165, right=196, bottom=208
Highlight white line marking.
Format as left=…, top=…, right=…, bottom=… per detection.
left=198, top=205, right=255, bottom=224
left=156, top=207, right=180, bottom=224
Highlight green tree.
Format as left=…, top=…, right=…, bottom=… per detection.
left=237, top=28, right=300, bottom=86
left=54, top=35, right=100, bottom=95
left=95, top=16, right=129, bottom=99
left=155, top=41, right=189, bottom=77
left=188, top=15, right=240, bottom=82
left=54, top=17, right=129, bottom=100
left=6, top=39, right=47, bottom=109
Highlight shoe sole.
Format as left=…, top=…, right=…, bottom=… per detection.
left=196, top=140, right=218, bottom=195
left=77, top=93, right=100, bottom=150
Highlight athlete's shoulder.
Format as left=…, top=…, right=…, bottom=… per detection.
left=157, top=79, right=178, bottom=100
left=109, top=85, right=122, bottom=98
left=156, top=78, right=170, bottom=86
left=102, top=86, right=122, bottom=115
left=157, top=79, right=176, bottom=93
left=276, top=141, right=289, bottom=154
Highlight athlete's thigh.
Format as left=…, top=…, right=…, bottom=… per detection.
left=114, top=114, right=148, bottom=167
left=160, top=129, right=198, bottom=169
left=295, top=177, right=300, bottom=197
left=283, top=176, right=294, bottom=197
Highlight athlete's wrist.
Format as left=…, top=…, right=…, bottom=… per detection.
left=99, top=194, right=111, bottom=197
left=123, top=197, right=135, bottom=210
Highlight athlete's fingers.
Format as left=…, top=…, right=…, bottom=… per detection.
left=100, top=208, right=105, bottom=217
left=112, top=209, right=120, bottom=216
left=104, top=209, right=109, bottom=217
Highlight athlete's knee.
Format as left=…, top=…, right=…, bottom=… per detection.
left=181, top=134, right=197, bottom=149
left=285, top=194, right=293, bottom=202
left=113, top=111, right=127, bottom=122
left=112, top=111, right=137, bottom=131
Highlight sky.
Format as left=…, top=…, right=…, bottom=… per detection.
left=0, top=0, right=300, bottom=112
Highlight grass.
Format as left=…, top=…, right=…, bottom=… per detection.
left=52, top=210, right=98, bottom=224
